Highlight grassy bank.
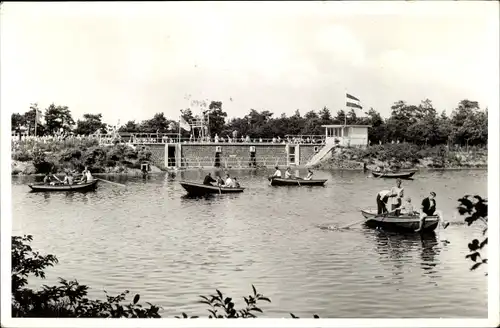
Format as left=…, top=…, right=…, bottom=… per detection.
left=11, top=138, right=162, bottom=175
left=314, top=143, right=487, bottom=170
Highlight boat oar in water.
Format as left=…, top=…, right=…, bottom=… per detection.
left=337, top=210, right=394, bottom=230
left=97, top=178, right=126, bottom=188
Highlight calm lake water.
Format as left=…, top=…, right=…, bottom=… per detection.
left=12, top=169, right=488, bottom=318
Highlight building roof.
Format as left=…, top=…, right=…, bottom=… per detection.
left=321, top=125, right=372, bottom=128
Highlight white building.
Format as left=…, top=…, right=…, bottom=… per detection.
left=322, top=124, right=371, bottom=147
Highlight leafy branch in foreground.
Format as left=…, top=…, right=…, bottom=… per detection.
left=12, top=235, right=319, bottom=318
left=457, top=195, right=488, bottom=273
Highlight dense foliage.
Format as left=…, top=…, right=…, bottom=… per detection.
left=457, top=195, right=488, bottom=274
left=12, top=98, right=487, bottom=147
left=12, top=138, right=152, bottom=174
left=11, top=235, right=318, bottom=318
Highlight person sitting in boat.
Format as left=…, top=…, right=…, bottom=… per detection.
left=271, top=166, right=282, bottom=178
left=86, top=169, right=94, bottom=182
left=62, top=172, right=74, bottom=185
left=223, top=174, right=234, bottom=187
left=415, top=192, right=449, bottom=232
left=390, top=179, right=404, bottom=215
left=376, top=189, right=396, bottom=214
left=392, top=197, right=415, bottom=216
left=303, top=169, right=314, bottom=180
left=80, top=167, right=89, bottom=183
left=233, top=177, right=241, bottom=188
left=203, top=173, right=217, bottom=186
left=43, top=173, right=52, bottom=185
left=215, top=175, right=224, bottom=186
left=284, top=167, right=292, bottom=179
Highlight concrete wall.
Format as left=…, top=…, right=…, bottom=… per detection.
left=135, top=143, right=319, bottom=168
left=181, top=143, right=289, bottom=168
left=299, top=144, right=318, bottom=164
left=134, top=144, right=165, bottom=167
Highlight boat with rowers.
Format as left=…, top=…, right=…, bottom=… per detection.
left=268, top=177, right=327, bottom=186
left=179, top=181, right=245, bottom=196
left=360, top=209, right=439, bottom=232
left=179, top=173, right=245, bottom=196
left=268, top=167, right=327, bottom=186
left=29, top=179, right=99, bottom=192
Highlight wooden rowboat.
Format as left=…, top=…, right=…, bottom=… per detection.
left=268, top=177, right=327, bottom=186
left=360, top=209, right=438, bottom=233
left=29, top=180, right=99, bottom=192
left=179, top=181, right=245, bottom=196
left=371, top=170, right=416, bottom=179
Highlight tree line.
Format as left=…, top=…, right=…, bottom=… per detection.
left=11, top=98, right=487, bottom=146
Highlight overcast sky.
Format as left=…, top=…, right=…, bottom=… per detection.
left=1, top=2, right=498, bottom=125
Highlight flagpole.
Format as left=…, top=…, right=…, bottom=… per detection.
left=34, top=110, right=38, bottom=137
left=344, top=88, right=347, bottom=127
left=178, top=115, right=181, bottom=143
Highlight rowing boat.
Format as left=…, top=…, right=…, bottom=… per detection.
left=371, top=170, right=417, bottom=179
left=360, top=209, right=438, bottom=232
left=179, top=181, right=245, bottom=196
left=268, top=177, right=327, bottom=186
left=29, top=180, right=99, bottom=192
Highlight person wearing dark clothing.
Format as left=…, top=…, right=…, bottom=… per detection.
left=203, top=173, right=217, bottom=186
left=421, top=193, right=437, bottom=216
left=43, top=173, right=52, bottom=185
left=415, top=192, right=449, bottom=232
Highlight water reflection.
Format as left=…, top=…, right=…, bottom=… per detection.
left=371, top=229, right=441, bottom=278
left=419, top=233, right=440, bottom=277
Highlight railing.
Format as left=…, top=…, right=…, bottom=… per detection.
left=120, top=133, right=326, bottom=145
left=173, top=156, right=289, bottom=168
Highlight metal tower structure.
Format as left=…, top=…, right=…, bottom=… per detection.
left=187, top=98, right=211, bottom=142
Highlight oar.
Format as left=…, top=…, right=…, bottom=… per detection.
left=97, top=178, right=126, bottom=188
left=338, top=218, right=366, bottom=229
left=52, top=174, right=64, bottom=184
left=338, top=210, right=395, bottom=230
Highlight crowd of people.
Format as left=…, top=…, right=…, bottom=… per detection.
left=42, top=166, right=94, bottom=186
left=375, top=178, right=450, bottom=232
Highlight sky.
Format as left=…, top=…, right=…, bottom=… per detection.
left=1, top=1, right=498, bottom=126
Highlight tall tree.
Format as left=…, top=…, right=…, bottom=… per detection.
left=44, top=104, right=74, bottom=135
left=333, top=110, right=346, bottom=125
left=11, top=113, right=25, bottom=135
left=140, top=113, right=169, bottom=133
left=449, top=100, right=485, bottom=146
left=118, top=120, right=140, bottom=133
left=74, top=114, right=108, bottom=135
left=207, top=101, right=227, bottom=136
left=180, top=108, right=194, bottom=123
left=319, top=107, right=332, bottom=124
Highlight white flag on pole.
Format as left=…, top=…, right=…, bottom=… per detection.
left=179, top=116, right=191, bottom=131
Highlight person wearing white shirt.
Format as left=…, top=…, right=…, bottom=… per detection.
left=389, top=179, right=404, bottom=215
left=284, top=167, right=292, bottom=179
left=272, top=166, right=282, bottom=178
left=376, top=189, right=395, bottom=214
left=304, top=169, right=314, bottom=180
left=223, top=174, right=234, bottom=187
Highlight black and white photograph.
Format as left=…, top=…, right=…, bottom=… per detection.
left=1, top=1, right=498, bottom=327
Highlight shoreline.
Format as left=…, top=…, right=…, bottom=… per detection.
left=11, top=165, right=487, bottom=177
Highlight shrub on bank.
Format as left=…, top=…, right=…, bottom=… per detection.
left=327, top=143, right=486, bottom=169
left=11, top=138, right=153, bottom=174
